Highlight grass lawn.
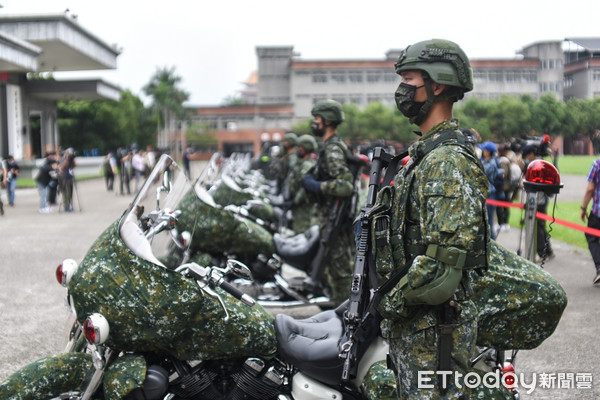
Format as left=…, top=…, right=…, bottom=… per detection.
left=507, top=200, right=589, bottom=249
left=16, top=174, right=102, bottom=188
left=552, top=155, right=597, bottom=175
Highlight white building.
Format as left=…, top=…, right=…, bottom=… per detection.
left=0, top=13, right=120, bottom=161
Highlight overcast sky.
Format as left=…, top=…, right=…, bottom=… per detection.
left=2, top=0, right=600, bottom=106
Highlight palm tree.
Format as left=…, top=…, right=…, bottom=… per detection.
left=143, top=66, right=190, bottom=156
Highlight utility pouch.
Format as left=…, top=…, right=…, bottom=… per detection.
left=369, top=185, right=395, bottom=277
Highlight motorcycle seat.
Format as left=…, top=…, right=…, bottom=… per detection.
left=275, top=310, right=346, bottom=386
left=273, top=225, right=320, bottom=270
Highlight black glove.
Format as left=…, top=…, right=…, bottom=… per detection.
left=303, top=175, right=322, bottom=194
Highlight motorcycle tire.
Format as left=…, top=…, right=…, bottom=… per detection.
left=0, top=353, right=94, bottom=400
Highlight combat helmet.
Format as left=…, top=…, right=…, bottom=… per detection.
left=311, top=99, right=345, bottom=125
left=284, top=132, right=298, bottom=146
left=297, top=134, right=317, bottom=152
left=395, top=38, right=473, bottom=96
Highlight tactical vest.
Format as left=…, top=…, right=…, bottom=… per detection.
left=372, top=127, right=489, bottom=306
left=314, top=135, right=362, bottom=224
left=314, top=135, right=352, bottom=182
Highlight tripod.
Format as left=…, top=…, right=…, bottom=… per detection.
left=58, top=177, right=82, bottom=212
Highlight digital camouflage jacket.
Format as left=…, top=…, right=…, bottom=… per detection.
left=313, top=134, right=354, bottom=222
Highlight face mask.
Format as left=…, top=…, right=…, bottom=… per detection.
left=395, top=82, right=425, bottom=118
left=311, top=121, right=325, bottom=137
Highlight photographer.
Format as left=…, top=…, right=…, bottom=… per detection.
left=0, top=157, right=6, bottom=215
left=5, top=155, right=19, bottom=207
left=59, top=148, right=77, bottom=212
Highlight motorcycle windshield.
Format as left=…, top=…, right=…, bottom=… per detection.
left=118, top=154, right=198, bottom=269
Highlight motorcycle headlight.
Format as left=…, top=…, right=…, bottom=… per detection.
left=83, top=313, right=110, bottom=345
left=56, top=258, right=79, bottom=287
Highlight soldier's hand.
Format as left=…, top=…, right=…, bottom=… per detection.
left=303, top=175, right=322, bottom=194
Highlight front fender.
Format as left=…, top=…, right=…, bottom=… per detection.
left=0, top=352, right=92, bottom=400
left=103, top=354, right=147, bottom=400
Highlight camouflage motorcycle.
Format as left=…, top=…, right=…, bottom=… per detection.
left=189, top=154, right=348, bottom=310
left=0, top=154, right=395, bottom=400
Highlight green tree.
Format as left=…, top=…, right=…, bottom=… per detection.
left=58, top=90, right=154, bottom=153
left=564, top=98, right=593, bottom=138
left=486, top=95, right=531, bottom=139
left=143, top=66, right=190, bottom=152
left=185, top=122, right=217, bottom=149
left=455, top=97, right=493, bottom=138
left=291, top=119, right=312, bottom=135
left=338, top=103, right=362, bottom=143
left=530, top=94, right=566, bottom=137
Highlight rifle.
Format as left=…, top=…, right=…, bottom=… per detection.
left=339, top=147, right=395, bottom=381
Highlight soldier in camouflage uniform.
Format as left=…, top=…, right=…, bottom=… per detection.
left=288, top=134, right=318, bottom=233
left=303, top=100, right=355, bottom=306
left=278, top=132, right=299, bottom=197
left=374, top=39, right=513, bottom=399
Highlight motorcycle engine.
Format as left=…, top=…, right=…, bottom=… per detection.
left=168, top=358, right=285, bottom=400
left=227, top=358, right=285, bottom=400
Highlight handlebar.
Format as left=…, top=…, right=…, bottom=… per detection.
left=183, top=263, right=255, bottom=307
left=145, top=209, right=182, bottom=240
left=219, top=280, right=256, bottom=307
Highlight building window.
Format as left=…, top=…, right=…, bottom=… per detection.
left=473, top=70, right=487, bottom=83
left=506, top=70, right=521, bottom=83
left=367, top=72, right=381, bottom=83
left=332, top=95, right=346, bottom=104
left=312, top=73, right=327, bottom=83
left=331, top=71, right=346, bottom=83
left=384, top=73, right=398, bottom=83
left=548, top=60, right=554, bottom=69
left=489, top=70, right=503, bottom=82
left=564, top=75, right=574, bottom=88
left=349, top=72, right=363, bottom=83
left=523, top=71, right=537, bottom=83
left=312, top=95, right=327, bottom=105
left=593, top=70, right=600, bottom=81
left=349, top=95, right=362, bottom=105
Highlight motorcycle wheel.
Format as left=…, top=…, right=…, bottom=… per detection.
left=0, top=353, right=94, bottom=400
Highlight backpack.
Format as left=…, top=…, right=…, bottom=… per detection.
left=509, top=162, right=522, bottom=190
left=103, top=158, right=113, bottom=175
left=493, top=158, right=506, bottom=193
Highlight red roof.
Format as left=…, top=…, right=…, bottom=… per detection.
left=292, top=60, right=395, bottom=69
left=471, top=59, right=539, bottom=68
left=192, top=105, right=293, bottom=116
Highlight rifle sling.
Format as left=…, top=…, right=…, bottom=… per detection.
left=382, top=151, right=408, bottom=187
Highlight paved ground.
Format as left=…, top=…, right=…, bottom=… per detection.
left=0, top=166, right=597, bottom=399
